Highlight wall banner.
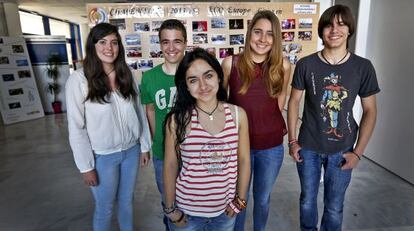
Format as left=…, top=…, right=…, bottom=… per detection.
left=87, top=2, right=319, bottom=81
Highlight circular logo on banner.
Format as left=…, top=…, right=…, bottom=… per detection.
left=88, top=8, right=107, bottom=25
left=199, top=140, right=232, bottom=174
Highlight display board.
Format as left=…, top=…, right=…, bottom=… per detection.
left=0, top=36, right=45, bottom=125
left=87, top=2, right=319, bottom=80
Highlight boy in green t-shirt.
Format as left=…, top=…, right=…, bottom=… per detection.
left=140, top=19, right=187, bottom=230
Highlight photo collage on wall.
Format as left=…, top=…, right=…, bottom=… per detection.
left=109, top=17, right=247, bottom=71
left=186, top=17, right=245, bottom=59
left=280, top=17, right=313, bottom=64
left=0, top=36, right=44, bottom=124
left=90, top=3, right=319, bottom=77
left=109, top=17, right=166, bottom=71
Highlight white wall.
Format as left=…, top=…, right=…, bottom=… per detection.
left=3, top=2, right=21, bottom=36
left=0, top=3, right=8, bottom=36
left=79, top=23, right=89, bottom=60
left=364, top=0, right=414, bottom=184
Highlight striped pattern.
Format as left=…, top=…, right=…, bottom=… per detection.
left=176, top=103, right=239, bottom=217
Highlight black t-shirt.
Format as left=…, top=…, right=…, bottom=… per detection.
left=292, top=52, right=380, bottom=153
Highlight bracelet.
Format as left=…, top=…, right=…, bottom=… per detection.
left=163, top=203, right=176, bottom=215
left=351, top=151, right=361, bottom=160
left=288, top=139, right=298, bottom=148
left=235, top=194, right=247, bottom=210
left=288, top=139, right=297, bottom=144
left=229, top=201, right=241, bottom=214
left=228, top=194, right=246, bottom=214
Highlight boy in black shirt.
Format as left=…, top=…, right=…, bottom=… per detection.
left=287, top=5, right=380, bottom=231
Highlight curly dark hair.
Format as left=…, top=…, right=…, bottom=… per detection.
left=164, top=48, right=227, bottom=156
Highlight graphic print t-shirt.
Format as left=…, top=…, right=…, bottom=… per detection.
left=292, top=52, right=380, bottom=153
left=141, top=64, right=176, bottom=159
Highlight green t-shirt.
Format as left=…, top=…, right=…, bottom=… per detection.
left=141, top=64, right=176, bottom=159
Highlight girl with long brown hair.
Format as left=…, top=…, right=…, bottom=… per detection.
left=66, top=23, right=151, bottom=231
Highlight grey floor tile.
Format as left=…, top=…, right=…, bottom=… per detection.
left=0, top=114, right=413, bottom=231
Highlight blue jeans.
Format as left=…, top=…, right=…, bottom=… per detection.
left=235, top=144, right=284, bottom=231
left=91, top=144, right=140, bottom=231
left=153, top=156, right=170, bottom=231
left=170, top=212, right=236, bottom=231
left=296, top=148, right=352, bottom=231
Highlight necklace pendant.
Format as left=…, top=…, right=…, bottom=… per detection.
left=209, top=115, right=214, bottom=120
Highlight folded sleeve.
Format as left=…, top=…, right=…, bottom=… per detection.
left=359, top=60, right=380, bottom=98
left=291, top=58, right=306, bottom=90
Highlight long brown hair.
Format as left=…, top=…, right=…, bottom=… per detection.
left=83, top=23, right=136, bottom=103
left=237, top=10, right=284, bottom=98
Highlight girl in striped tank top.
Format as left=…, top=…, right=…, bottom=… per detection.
left=163, top=48, right=251, bottom=230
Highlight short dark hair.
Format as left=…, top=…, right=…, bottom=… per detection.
left=158, top=19, right=187, bottom=42
left=318, top=5, right=355, bottom=46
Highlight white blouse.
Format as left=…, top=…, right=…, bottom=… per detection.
left=65, top=69, right=151, bottom=173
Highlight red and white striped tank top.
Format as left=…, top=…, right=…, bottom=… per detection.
left=176, top=103, right=239, bottom=217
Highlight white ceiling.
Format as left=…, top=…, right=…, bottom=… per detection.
left=16, top=0, right=120, bottom=24
left=15, top=0, right=266, bottom=25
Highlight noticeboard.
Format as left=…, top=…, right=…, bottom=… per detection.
left=0, top=36, right=45, bottom=124
left=86, top=2, right=319, bottom=81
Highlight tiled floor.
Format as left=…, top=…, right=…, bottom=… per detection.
left=0, top=114, right=413, bottom=231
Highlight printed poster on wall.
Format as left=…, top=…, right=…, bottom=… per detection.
left=86, top=2, right=319, bottom=81
left=0, top=36, right=44, bottom=125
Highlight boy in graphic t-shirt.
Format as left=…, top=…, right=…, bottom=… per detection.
left=287, top=5, right=380, bottom=231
